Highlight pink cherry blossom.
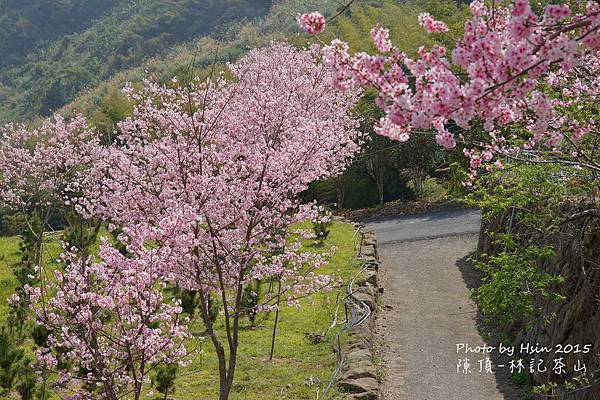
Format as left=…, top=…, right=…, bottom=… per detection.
left=371, top=25, right=392, bottom=52
left=297, top=12, right=326, bottom=35
left=418, top=13, right=449, bottom=33
left=309, top=0, right=600, bottom=175
left=75, top=43, right=360, bottom=399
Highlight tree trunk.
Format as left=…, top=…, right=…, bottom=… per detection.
left=377, top=174, right=385, bottom=207
left=336, top=186, right=345, bottom=209
left=269, top=276, right=282, bottom=360
left=198, top=288, right=231, bottom=400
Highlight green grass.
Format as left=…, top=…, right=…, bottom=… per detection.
left=0, top=221, right=360, bottom=400
left=167, top=221, right=359, bottom=399
left=0, top=235, right=20, bottom=321
left=0, top=232, right=63, bottom=323
left=406, top=177, right=449, bottom=203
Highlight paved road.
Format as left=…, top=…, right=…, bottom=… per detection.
left=368, top=208, right=521, bottom=400
left=367, top=208, right=482, bottom=245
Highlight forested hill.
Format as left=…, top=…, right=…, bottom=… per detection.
left=0, top=0, right=271, bottom=122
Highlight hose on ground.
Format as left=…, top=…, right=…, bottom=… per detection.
left=321, top=226, right=374, bottom=397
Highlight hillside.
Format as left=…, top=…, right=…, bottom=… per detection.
left=0, top=0, right=468, bottom=126
left=59, top=0, right=468, bottom=125
left=0, top=0, right=271, bottom=122
left=56, top=0, right=351, bottom=125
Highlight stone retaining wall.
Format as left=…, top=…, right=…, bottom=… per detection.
left=337, top=226, right=381, bottom=400
left=479, top=207, right=600, bottom=399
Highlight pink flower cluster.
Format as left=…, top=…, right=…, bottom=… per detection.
left=371, top=25, right=392, bottom=52
left=26, top=243, right=188, bottom=399
left=418, top=13, right=449, bottom=33
left=297, top=12, right=326, bottom=35
left=303, top=0, right=600, bottom=175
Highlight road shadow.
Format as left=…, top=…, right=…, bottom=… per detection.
left=361, top=206, right=480, bottom=224
left=456, top=253, right=527, bottom=400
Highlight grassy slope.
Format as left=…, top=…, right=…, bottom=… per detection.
left=0, top=0, right=271, bottom=123
left=56, top=0, right=345, bottom=123
left=0, top=221, right=360, bottom=400
left=0, top=233, right=63, bottom=321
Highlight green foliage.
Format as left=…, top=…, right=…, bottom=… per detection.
left=511, top=364, right=528, bottom=386
left=447, top=162, right=470, bottom=196
left=465, top=163, right=586, bottom=331
left=391, top=133, right=446, bottom=198
left=532, top=381, right=559, bottom=395
left=15, top=358, right=36, bottom=400
left=0, top=210, right=26, bottom=236
left=89, top=88, right=133, bottom=143
left=305, top=168, right=414, bottom=210
left=0, top=327, right=25, bottom=393
left=472, top=234, right=564, bottom=328
left=154, top=364, right=179, bottom=400
left=467, top=163, right=584, bottom=229
left=240, top=280, right=261, bottom=327
left=0, top=0, right=272, bottom=122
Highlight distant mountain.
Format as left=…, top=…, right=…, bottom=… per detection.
left=54, top=0, right=348, bottom=126
left=0, top=0, right=271, bottom=122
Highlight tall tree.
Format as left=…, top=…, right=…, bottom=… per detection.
left=78, top=44, right=359, bottom=400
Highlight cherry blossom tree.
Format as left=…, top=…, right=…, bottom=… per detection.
left=26, top=242, right=188, bottom=400
left=76, top=43, right=361, bottom=399
left=0, top=115, right=99, bottom=261
left=299, top=1, right=600, bottom=181
left=0, top=115, right=190, bottom=399
left=0, top=116, right=100, bottom=340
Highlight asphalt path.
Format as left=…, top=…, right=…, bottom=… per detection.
left=368, top=208, right=522, bottom=399
left=367, top=208, right=482, bottom=245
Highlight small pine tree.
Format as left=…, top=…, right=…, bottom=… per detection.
left=312, top=207, right=332, bottom=247
left=240, top=280, right=261, bottom=326
left=170, top=286, right=198, bottom=316
left=153, top=364, right=178, bottom=400
left=62, top=212, right=100, bottom=257
left=15, top=359, right=36, bottom=400
left=0, top=327, right=25, bottom=393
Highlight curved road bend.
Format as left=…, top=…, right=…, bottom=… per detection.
left=368, top=208, right=521, bottom=400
